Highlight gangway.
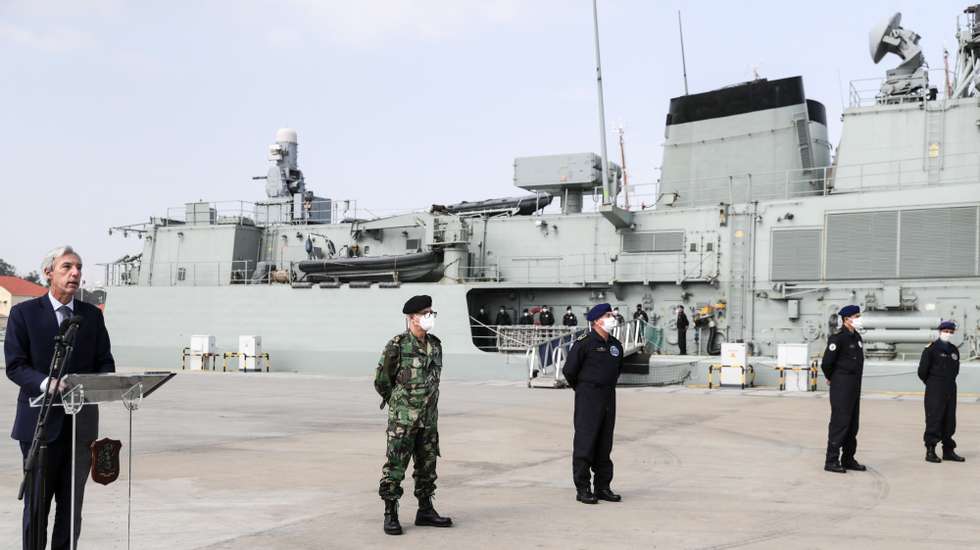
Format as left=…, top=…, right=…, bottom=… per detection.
left=527, top=319, right=648, bottom=388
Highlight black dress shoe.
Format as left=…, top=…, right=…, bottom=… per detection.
left=942, top=449, right=966, bottom=462
left=576, top=489, right=598, bottom=504
left=926, top=446, right=942, bottom=463
left=841, top=459, right=867, bottom=471
left=383, top=500, right=403, bottom=535
left=415, top=497, right=453, bottom=527
left=595, top=488, right=622, bottom=502
left=824, top=461, right=846, bottom=474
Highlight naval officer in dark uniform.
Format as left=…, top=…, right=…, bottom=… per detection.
left=918, top=321, right=965, bottom=463
left=821, top=305, right=867, bottom=473
left=561, top=303, right=623, bottom=504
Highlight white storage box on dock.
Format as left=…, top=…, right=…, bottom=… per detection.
left=189, top=335, right=215, bottom=370
left=239, top=336, right=262, bottom=372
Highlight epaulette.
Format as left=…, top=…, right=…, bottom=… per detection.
left=575, top=332, right=589, bottom=341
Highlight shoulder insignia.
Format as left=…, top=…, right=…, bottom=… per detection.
left=575, top=332, right=589, bottom=341
left=828, top=343, right=836, bottom=351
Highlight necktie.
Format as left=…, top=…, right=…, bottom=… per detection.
left=57, top=305, right=72, bottom=326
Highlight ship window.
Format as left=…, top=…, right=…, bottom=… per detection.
left=689, top=243, right=698, bottom=252
left=706, top=243, right=714, bottom=252
left=176, top=267, right=187, bottom=282
left=406, top=238, right=421, bottom=251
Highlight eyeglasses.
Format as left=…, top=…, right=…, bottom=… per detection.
left=419, top=311, right=438, bottom=318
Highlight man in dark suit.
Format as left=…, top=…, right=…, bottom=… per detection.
left=4, top=246, right=115, bottom=550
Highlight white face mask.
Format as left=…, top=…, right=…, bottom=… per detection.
left=939, top=332, right=952, bottom=342
left=601, top=317, right=617, bottom=332
left=849, top=317, right=863, bottom=330
left=417, top=313, right=435, bottom=332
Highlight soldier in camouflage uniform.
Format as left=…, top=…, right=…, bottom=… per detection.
left=375, top=295, right=453, bottom=535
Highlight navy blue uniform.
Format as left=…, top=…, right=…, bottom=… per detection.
left=918, top=340, right=960, bottom=450
left=562, top=331, right=623, bottom=491
left=676, top=310, right=689, bottom=355
left=562, top=312, right=578, bottom=327
left=821, top=329, right=864, bottom=462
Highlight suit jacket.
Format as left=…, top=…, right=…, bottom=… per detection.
left=4, top=296, right=115, bottom=442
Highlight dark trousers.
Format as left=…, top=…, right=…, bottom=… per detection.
left=827, top=373, right=861, bottom=460
left=923, top=381, right=957, bottom=449
left=677, top=329, right=687, bottom=355
left=19, top=417, right=91, bottom=550
left=572, top=385, right=616, bottom=490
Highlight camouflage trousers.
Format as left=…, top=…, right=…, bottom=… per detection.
left=378, top=422, right=440, bottom=501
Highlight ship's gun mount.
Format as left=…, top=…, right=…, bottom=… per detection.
left=870, top=12, right=931, bottom=103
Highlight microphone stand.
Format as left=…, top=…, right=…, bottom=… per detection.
left=19, top=321, right=78, bottom=550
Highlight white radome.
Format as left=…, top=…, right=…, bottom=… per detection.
left=275, top=128, right=298, bottom=144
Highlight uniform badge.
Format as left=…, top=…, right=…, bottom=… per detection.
left=858, top=341, right=863, bottom=348
left=953, top=354, right=958, bottom=361
left=90, top=438, right=122, bottom=486
left=828, top=343, right=836, bottom=351
left=610, top=346, right=620, bottom=357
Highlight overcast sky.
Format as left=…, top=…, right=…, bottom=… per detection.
left=0, top=0, right=970, bottom=284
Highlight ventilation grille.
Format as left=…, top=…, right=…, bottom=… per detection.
left=825, top=211, right=898, bottom=279
left=623, top=231, right=685, bottom=253
left=771, top=229, right=821, bottom=281
left=899, top=207, right=978, bottom=277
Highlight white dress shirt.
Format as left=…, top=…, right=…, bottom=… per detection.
left=41, top=292, right=77, bottom=392
left=48, top=291, right=75, bottom=325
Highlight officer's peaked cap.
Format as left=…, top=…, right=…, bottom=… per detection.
left=939, top=320, right=957, bottom=331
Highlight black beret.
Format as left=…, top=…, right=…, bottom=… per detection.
left=838, top=305, right=860, bottom=318
left=586, top=303, right=612, bottom=322
left=402, top=295, right=432, bottom=314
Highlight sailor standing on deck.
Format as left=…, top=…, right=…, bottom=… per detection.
left=374, top=295, right=453, bottom=535
left=495, top=306, right=512, bottom=326
left=539, top=306, right=555, bottom=326
left=561, top=303, right=623, bottom=505
left=821, top=305, right=868, bottom=474
left=918, top=321, right=966, bottom=463
left=675, top=306, right=689, bottom=355
left=562, top=307, right=578, bottom=327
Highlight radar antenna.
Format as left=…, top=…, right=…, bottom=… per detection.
left=869, top=12, right=929, bottom=103
left=950, top=5, right=980, bottom=98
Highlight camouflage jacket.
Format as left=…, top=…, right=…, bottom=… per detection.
left=374, top=331, right=443, bottom=429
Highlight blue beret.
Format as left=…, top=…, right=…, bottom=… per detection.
left=402, top=295, right=432, bottom=314
left=838, top=305, right=860, bottom=318
left=586, top=303, right=612, bottom=322
left=939, top=320, right=957, bottom=331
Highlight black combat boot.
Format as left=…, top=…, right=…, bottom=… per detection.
left=415, top=497, right=453, bottom=527
left=841, top=456, right=867, bottom=471
left=383, top=499, right=402, bottom=535
left=576, top=487, right=598, bottom=504
left=595, top=487, right=622, bottom=502
left=824, top=444, right=845, bottom=473
left=925, top=445, right=942, bottom=463
left=942, top=448, right=965, bottom=462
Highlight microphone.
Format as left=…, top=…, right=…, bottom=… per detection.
left=57, top=314, right=84, bottom=335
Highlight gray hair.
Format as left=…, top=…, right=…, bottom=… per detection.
left=41, top=245, right=82, bottom=274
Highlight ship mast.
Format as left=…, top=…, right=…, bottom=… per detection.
left=591, top=0, right=613, bottom=206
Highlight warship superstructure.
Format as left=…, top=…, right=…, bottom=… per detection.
left=98, top=8, right=980, bottom=390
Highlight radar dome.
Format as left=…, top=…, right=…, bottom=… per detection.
left=275, top=128, right=298, bottom=144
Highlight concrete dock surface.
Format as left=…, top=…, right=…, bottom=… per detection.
left=0, top=371, right=977, bottom=549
